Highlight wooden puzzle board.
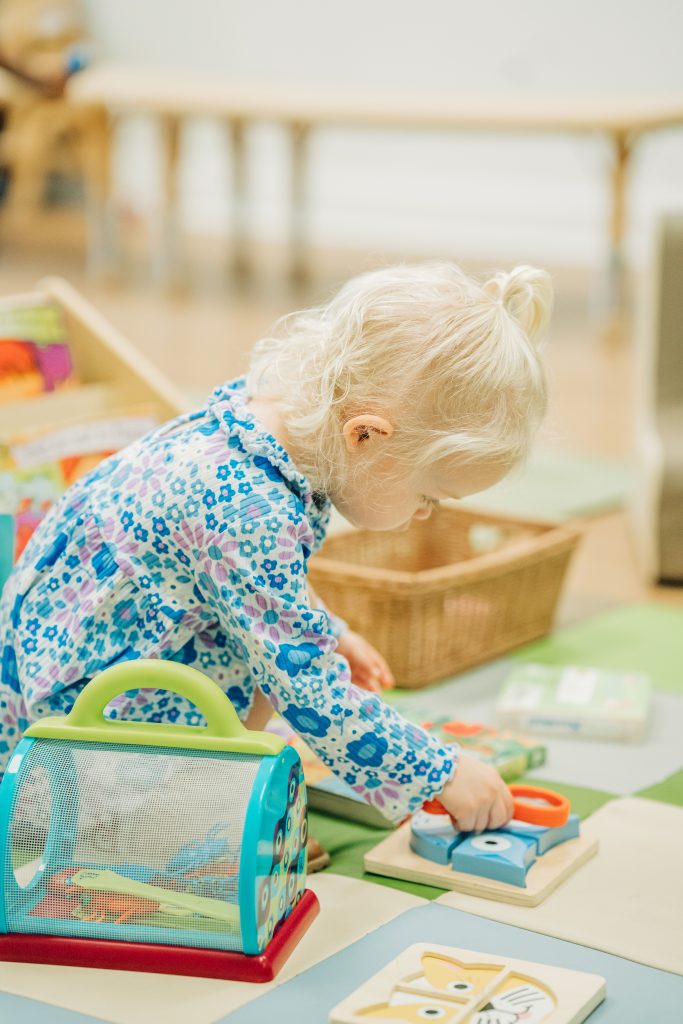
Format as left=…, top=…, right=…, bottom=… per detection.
left=0, top=875, right=424, bottom=1024
left=435, top=798, right=683, bottom=975
left=364, top=822, right=598, bottom=907
left=329, top=942, right=605, bottom=1024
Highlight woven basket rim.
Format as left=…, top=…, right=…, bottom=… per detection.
left=310, top=512, right=583, bottom=594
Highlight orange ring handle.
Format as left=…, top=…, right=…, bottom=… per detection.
left=422, top=799, right=448, bottom=815
left=509, top=784, right=570, bottom=828
left=421, top=786, right=570, bottom=829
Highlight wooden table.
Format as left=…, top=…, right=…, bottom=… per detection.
left=30, top=64, right=683, bottom=290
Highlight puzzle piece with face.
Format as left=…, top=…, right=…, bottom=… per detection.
left=356, top=990, right=464, bottom=1022
left=451, top=831, right=537, bottom=887
left=355, top=953, right=557, bottom=1023
left=409, top=810, right=465, bottom=865
left=500, top=813, right=580, bottom=855
left=407, top=951, right=502, bottom=998
left=471, top=973, right=555, bottom=1024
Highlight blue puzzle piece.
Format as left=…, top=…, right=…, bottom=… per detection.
left=500, top=813, right=580, bottom=855
left=451, top=831, right=537, bottom=887
left=409, top=810, right=466, bottom=865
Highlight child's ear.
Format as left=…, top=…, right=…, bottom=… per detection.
left=342, top=415, right=394, bottom=453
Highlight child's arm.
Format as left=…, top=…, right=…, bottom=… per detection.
left=194, top=513, right=455, bottom=824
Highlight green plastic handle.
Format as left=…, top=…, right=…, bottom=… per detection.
left=68, top=660, right=242, bottom=733
left=25, top=659, right=284, bottom=757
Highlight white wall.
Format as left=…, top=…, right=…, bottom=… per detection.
left=85, top=0, right=683, bottom=266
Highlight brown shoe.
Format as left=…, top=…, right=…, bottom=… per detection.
left=306, top=836, right=330, bottom=873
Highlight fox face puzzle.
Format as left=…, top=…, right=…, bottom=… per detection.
left=329, top=944, right=606, bottom=1024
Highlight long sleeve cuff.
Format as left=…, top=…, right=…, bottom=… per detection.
left=311, top=592, right=348, bottom=638
left=360, top=728, right=460, bottom=824
left=282, top=671, right=461, bottom=825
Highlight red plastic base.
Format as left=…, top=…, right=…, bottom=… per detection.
left=0, top=889, right=319, bottom=982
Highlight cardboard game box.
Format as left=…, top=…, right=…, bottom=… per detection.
left=496, top=663, right=652, bottom=741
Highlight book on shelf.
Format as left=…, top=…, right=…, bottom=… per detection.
left=0, top=410, right=159, bottom=561
left=420, top=716, right=547, bottom=779
left=0, top=293, right=76, bottom=400
left=266, top=714, right=547, bottom=829
left=496, top=662, right=652, bottom=741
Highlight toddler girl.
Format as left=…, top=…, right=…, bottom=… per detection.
left=0, top=261, right=552, bottom=831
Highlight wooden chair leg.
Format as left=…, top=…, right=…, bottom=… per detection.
left=79, top=104, right=117, bottom=277
left=228, top=117, right=250, bottom=279
left=288, top=121, right=311, bottom=286
left=606, top=130, right=634, bottom=315
left=1, top=100, right=51, bottom=224
left=152, top=113, right=184, bottom=288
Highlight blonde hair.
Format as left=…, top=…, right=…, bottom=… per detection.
left=247, top=262, right=552, bottom=493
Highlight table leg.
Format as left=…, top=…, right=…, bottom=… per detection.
left=607, top=130, right=633, bottom=313
left=229, top=117, right=249, bottom=278
left=288, top=121, right=311, bottom=285
left=154, top=113, right=183, bottom=287
left=80, top=104, right=117, bottom=278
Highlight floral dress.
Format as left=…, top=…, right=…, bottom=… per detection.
left=0, top=379, right=456, bottom=821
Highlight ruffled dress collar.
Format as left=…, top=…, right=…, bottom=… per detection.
left=207, top=377, right=331, bottom=549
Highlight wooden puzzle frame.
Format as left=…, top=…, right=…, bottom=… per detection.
left=329, top=942, right=606, bottom=1024
left=364, top=822, right=598, bottom=907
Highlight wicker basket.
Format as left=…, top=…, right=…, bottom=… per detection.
left=309, top=506, right=582, bottom=688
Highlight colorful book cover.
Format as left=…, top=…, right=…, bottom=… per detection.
left=267, top=715, right=546, bottom=828
left=496, top=663, right=652, bottom=741
left=420, top=717, right=547, bottom=781
left=0, top=294, right=76, bottom=400
left=0, top=514, right=13, bottom=587
left=0, top=412, right=159, bottom=561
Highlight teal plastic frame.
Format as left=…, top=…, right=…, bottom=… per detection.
left=239, top=745, right=305, bottom=955
left=0, top=739, right=81, bottom=935
left=0, top=738, right=36, bottom=933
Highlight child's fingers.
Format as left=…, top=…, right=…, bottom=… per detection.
left=341, top=633, right=395, bottom=688
left=352, top=670, right=382, bottom=693
left=452, top=807, right=476, bottom=832
left=473, top=804, right=491, bottom=834
left=369, top=652, right=395, bottom=688
left=378, top=665, right=395, bottom=688
left=488, top=795, right=511, bottom=831
left=372, top=666, right=393, bottom=690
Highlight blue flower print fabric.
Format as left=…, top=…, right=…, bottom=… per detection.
left=0, top=379, right=456, bottom=821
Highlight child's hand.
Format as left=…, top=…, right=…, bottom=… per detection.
left=436, top=754, right=514, bottom=832
left=336, top=630, right=395, bottom=693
